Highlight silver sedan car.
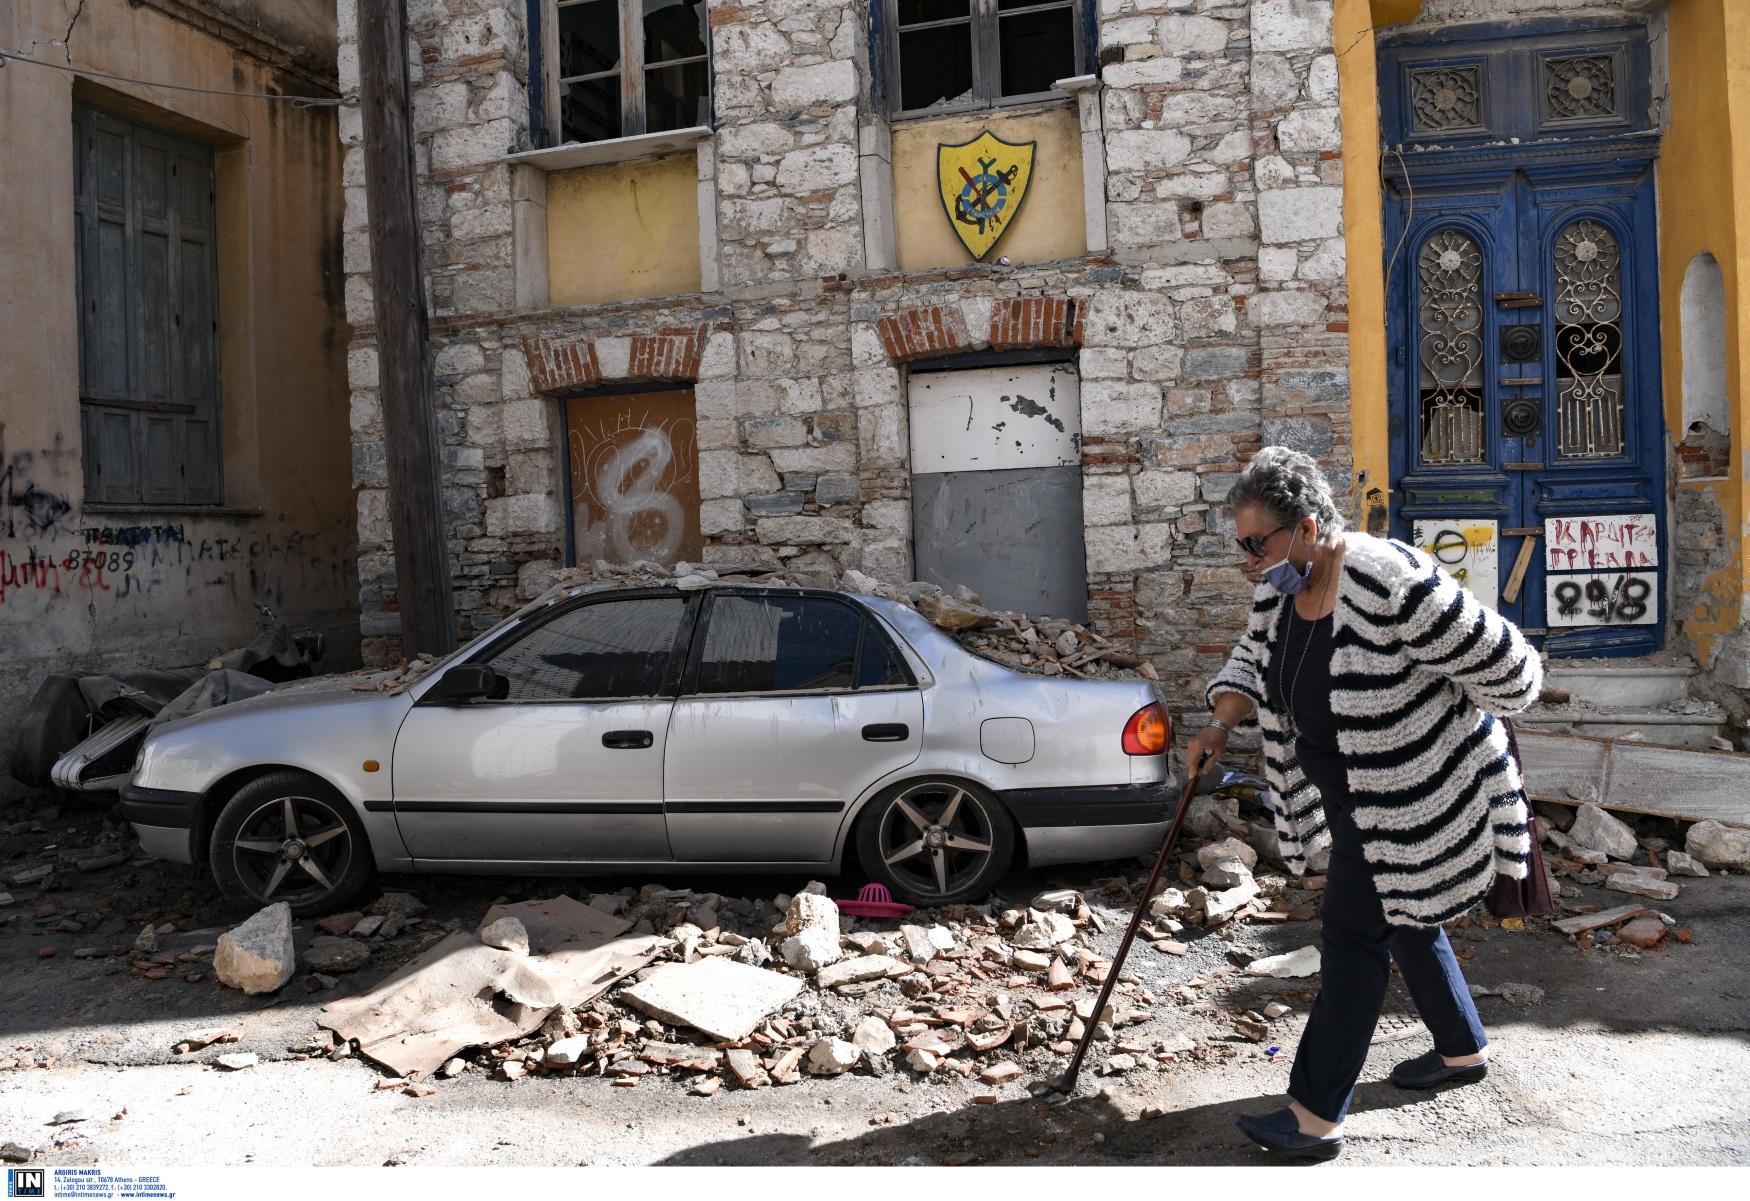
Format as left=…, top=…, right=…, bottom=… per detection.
left=121, top=584, right=1175, bottom=914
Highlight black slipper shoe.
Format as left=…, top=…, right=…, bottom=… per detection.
left=1236, top=1109, right=1344, bottom=1161
left=1391, top=1048, right=1489, bottom=1089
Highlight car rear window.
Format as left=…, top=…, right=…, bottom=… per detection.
left=856, top=622, right=911, bottom=688
left=486, top=596, right=688, bottom=700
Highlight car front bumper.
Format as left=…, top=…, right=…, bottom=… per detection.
left=119, top=782, right=201, bottom=865
left=1001, top=781, right=1177, bottom=868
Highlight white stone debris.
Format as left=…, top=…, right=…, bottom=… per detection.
left=479, top=916, right=530, bottom=956
left=214, top=902, right=296, bottom=995
left=1604, top=872, right=1680, bottom=902
left=1030, top=889, right=1081, bottom=914
left=1197, top=837, right=1259, bottom=872
left=852, top=1014, right=897, bottom=1056
left=1686, top=819, right=1750, bottom=870
left=816, top=954, right=899, bottom=989
left=905, top=1048, right=941, bottom=1073
left=1010, top=911, right=1076, bottom=949
left=806, top=1037, right=862, bottom=1076
left=1201, top=856, right=1255, bottom=890
left=1568, top=802, right=1639, bottom=861
left=543, top=1036, right=590, bottom=1067
left=1147, top=888, right=1188, bottom=916
left=780, top=928, right=840, bottom=973
left=1244, top=946, right=1322, bottom=978
left=1664, top=850, right=1710, bottom=877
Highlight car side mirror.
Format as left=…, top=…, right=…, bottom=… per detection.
left=429, top=663, right=499, bottom=703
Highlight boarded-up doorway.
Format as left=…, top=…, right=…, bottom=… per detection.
left=564, top=389, right=702, bottom=567
left=908, top=362, right=1086, bottom=620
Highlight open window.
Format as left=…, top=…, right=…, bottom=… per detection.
left=543, top=0, right=712, bottom=145
left=880, top=0, right=1091, bottom=118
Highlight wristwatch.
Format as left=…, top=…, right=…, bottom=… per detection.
left=1207, top=718, right=1233, bottom=734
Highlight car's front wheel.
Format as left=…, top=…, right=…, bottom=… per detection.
left=855, top=777, right=1015, bottom=906
left=209, top=770, right=374, bottom=916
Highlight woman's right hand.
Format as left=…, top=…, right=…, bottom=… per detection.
left=1185, top=723, right=1228, bottom=783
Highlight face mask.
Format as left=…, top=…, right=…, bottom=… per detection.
left=1262, top=526, right=1313, bottom=595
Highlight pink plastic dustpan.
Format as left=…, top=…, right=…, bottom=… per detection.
left=835, top=883, right=914, bottom=919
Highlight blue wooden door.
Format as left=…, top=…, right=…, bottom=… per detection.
left=1379, top=19, right=1664, bottom=656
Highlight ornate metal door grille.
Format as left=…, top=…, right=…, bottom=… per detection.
left=1417, top=230, right=1486, bottom=463
left=1553, top=219, right=1625, bottom=457
left=1409, top=65, right=1483, bottom=133
left=1546, top=55, right=1616, bottom=120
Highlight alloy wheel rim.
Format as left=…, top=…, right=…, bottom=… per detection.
left=231, top=794, right=352, bottom=906
left=877, top=782, right=995, bottom=900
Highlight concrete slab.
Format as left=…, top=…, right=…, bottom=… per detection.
left=619, top=957, right=803, bottom=1041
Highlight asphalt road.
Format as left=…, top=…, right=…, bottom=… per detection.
left=2, top=801, right=1747, bottom=1166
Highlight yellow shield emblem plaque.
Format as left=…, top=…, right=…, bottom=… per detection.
left=937, top=132, right=1036, bottom=261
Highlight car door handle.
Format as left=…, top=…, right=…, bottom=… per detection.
left=862, top=723, right=909, bottom=742
left=602, top=730, right=654, bottom=749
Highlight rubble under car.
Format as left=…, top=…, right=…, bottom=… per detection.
left=112, top=561, right=1180, bottom=913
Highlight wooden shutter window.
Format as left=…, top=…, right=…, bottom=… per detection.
left=73, top=104, right=222, bottom=505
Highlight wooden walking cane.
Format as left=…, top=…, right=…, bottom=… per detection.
left=1049, top=749, right=1212, bottom=1094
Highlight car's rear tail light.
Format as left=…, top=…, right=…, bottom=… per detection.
left=1123, top=702, right=1170, bottom=755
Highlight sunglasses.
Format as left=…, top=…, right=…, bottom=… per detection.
left=1234, top=524, right=1287, bottom=558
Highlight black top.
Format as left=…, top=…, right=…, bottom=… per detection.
left=1266, top=605, right=1348, bottom=805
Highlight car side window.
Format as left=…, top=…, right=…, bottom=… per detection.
left=484, top=596, right=688, bottom=701
left=695, top=595, right=865, bottom=694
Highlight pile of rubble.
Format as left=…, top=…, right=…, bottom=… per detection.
left=233, top=849, right=1329, bottom=1099
left=1532, top=799, right=1746, bottom=951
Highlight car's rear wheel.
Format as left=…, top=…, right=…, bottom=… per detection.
left=856, top=777, right=1014, bottom=906
left=209, top=770, right=373, bottom=916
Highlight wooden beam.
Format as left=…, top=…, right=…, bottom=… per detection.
left=356, top=0, right=456, bottom=658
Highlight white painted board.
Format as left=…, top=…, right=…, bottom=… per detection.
left=1543, top=513, right=1658, bottom=572
left=1413, top=518, right=1499, bottom=610
left=1545, top=570, right=1659, bottom=627
left=907, top=364, right=1082, bottom=475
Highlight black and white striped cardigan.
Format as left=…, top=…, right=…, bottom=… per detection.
left=1207, top=532, right=1544, bottom=927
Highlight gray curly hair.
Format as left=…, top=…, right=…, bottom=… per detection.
left=1226, top=445, right=1345, bottom=537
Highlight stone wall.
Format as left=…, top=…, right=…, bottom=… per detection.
left=337, top=0, right=1354, bottom=712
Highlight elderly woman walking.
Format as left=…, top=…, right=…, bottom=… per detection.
left=1185, top=446, right=1543, bottom=1161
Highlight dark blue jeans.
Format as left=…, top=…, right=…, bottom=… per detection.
left=1286, top=748, right=1488, bottom=1123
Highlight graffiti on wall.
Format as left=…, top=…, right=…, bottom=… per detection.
left=1541, top=513, right=1659, bottom=627
left=3, top=522, right=349, bottom=613
left=1543, top=514, right=1658, bottom=572
left=564, top=391, right=703, bottom=567
left=2, top=438, right=74, bottom=540
left=1413, top=519, right=1500, bottom=610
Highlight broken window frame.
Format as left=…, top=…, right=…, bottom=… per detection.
left=542, top=0, right=713, bottom=147
left=880, top=0, right=1092, bottom=121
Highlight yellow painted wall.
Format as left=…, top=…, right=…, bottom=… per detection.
left=1337, top=0, right=1392, bottom=535
left=893, top=106, right=1086, bottom=271
left=547, top=154, right=701, bottom=307
left=0, top=0, right=356, bottom=717
left=1659, top=0, right=1750, bottom=649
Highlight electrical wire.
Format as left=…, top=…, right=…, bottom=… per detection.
left=1381, top=144, right=1414, bottom=304
left=0, top=46, right=358, bottom=108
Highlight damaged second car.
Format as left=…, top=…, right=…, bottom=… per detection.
left=119, top=578, right=1176, bottom=914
